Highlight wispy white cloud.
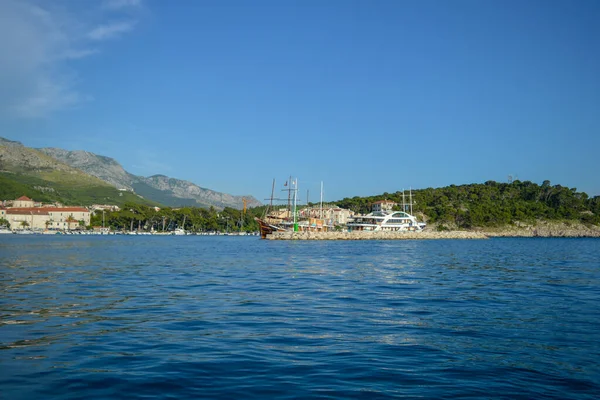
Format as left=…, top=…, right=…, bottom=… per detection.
left=88, top=21, right=136, bottom=41
left=103, top=0, right=142, bottom=10
left=63, top=48, right=100, bottom=60
left=0, top=0, right=143, bottom=118
left=10, top=77, right=93, bottom=118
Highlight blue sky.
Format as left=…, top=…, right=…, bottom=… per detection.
left=1, top=0, right=599, bottom=203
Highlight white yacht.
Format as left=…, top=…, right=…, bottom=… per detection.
left=346, top=210, right=426, bottom=232
left=346, top=198, right=426, bottom=232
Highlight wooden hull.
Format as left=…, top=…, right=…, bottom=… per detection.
left=255, top=217, right=287, bottom=239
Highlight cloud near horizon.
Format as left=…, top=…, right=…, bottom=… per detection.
left=0, top=0, right=143, bottom=118
left=88, top=21, right=136, bottom=41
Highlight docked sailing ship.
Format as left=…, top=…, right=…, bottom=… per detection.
left=255, top=209, right=292, bottom=239
left=346, top=199, right=426, bottom=232
left=256, top=178, right=331, bottom=239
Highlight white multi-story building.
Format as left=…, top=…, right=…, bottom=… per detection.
left=3, top=196, right=90, bottom=230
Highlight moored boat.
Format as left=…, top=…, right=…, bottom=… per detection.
left=346, top=197, right=426, bottom=232
left=346, top=210, right=426, bottom=232
left=255, top=217, right=288, bottom=239
left=15, top=229, right=35, bottom=234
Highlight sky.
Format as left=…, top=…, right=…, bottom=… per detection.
left=1, top=0, right=599, bottom=203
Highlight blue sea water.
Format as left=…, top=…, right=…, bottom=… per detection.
left=1, top=236, right=599, bottom=399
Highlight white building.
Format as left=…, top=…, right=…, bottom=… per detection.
left=90, top=204, right=121, bottom=213
left=372, top=200, right=396, bottom=213
left=3, top=196, right=90, bottom=231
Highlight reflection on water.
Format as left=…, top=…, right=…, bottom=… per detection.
left=1, top=236, right=599, bottom=399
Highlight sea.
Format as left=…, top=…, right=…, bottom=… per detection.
left=1, top=235, right=599, bottom=399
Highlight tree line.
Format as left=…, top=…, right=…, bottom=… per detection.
left=335, top=180, right=600, bottom=228
left=91, top=203, right=268, bottom=233
left=7, top=179, right=598, bottom=232
left=90, top=180, right=600, bottom=231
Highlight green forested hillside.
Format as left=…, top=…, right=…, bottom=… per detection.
left=335, top=180, right=600, bottom=228
left=0, top=140, right=162, bottom=208
left=0, top=172, right=160, bottom=208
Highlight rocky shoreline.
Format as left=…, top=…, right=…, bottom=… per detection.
left=267, top=222, right=600, bottom=240
left=482, top=228, right=600, bottom=238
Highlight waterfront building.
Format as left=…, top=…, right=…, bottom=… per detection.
left=2, top=196, right=90, bottom=231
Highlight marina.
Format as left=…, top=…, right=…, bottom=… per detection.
left=256, top=179, right=428, bottom=238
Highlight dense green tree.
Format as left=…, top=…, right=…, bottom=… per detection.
left=336, top=180, right=600, bottom=227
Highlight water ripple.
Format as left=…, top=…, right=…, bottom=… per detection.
left=1, top=236, right=599, bottom=399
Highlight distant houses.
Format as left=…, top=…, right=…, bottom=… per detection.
left=371, top=200, right=396, bottom=213
left=298, top=206, right=354, bottom=226
left=89, top=204, right=121, bottom=213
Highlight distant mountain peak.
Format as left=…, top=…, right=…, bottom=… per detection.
left=33, top=144, right=260, bottom=209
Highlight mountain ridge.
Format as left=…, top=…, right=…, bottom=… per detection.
left=1, top=137, right=260, bottom=209
left=0, top=137, right=160, bottom=207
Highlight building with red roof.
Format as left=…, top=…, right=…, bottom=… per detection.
left=14, top=196, right=34, bottom=208
left=3, top=196, right=90, bottom=231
